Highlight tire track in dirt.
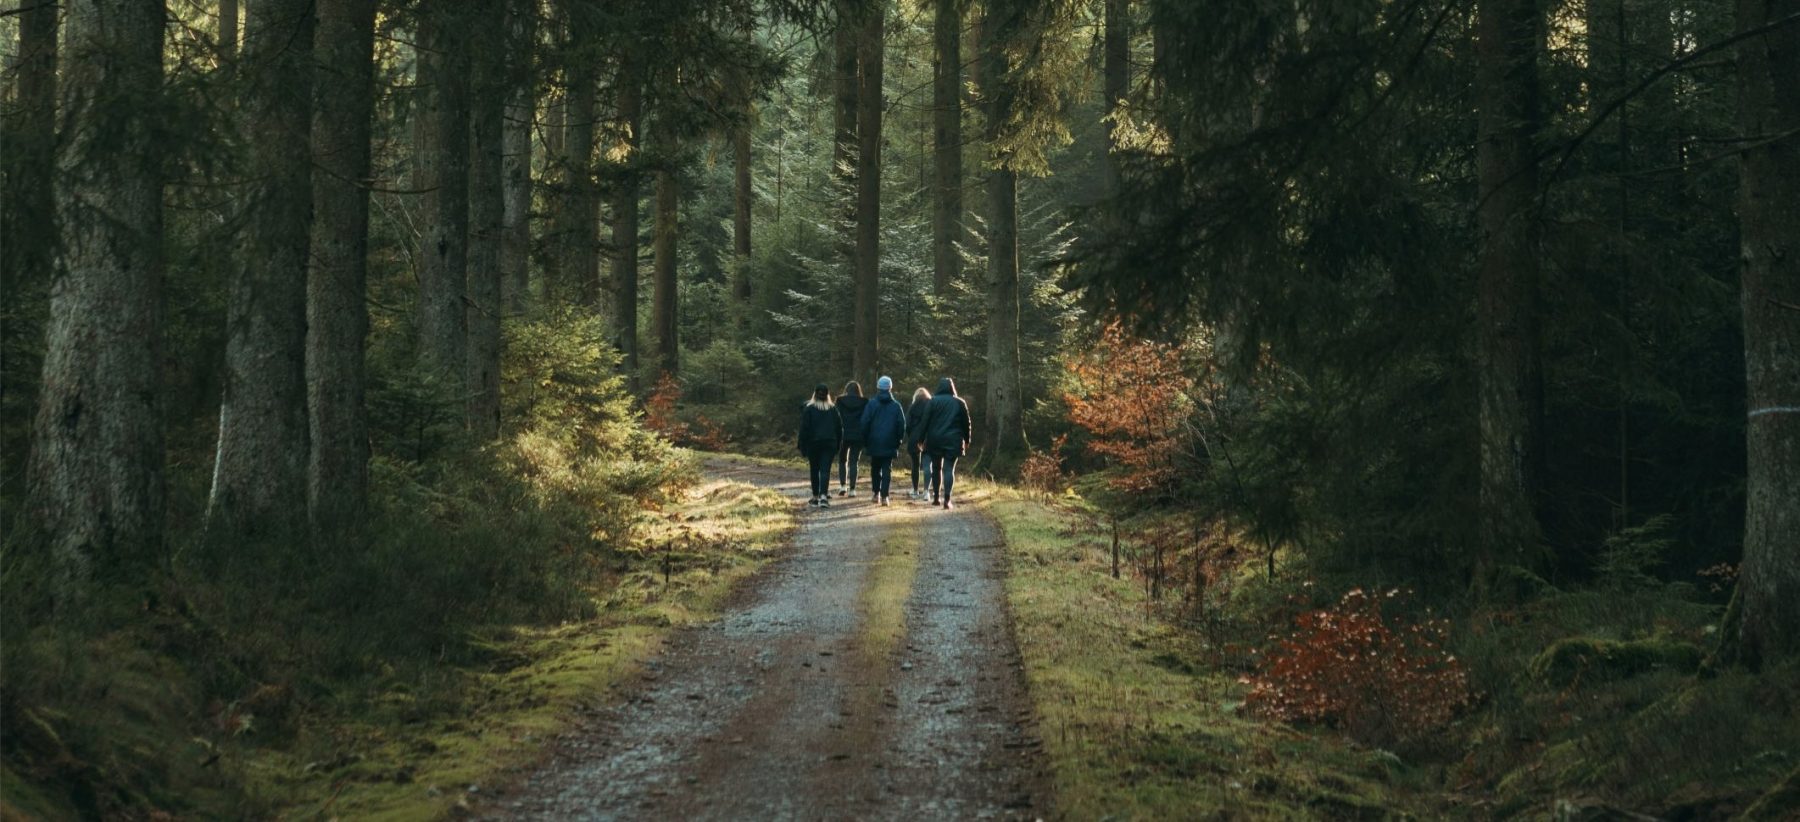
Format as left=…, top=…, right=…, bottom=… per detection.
left=485, top=458, right=1047, bottom=820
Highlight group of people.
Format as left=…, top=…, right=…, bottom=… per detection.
left=797, top=376, right=972, bottom=510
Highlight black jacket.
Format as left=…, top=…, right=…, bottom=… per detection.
left=798, top=400, right=843, bottom=453
left=836, top=394, right=869, bottom=444
left=905, top=396, right=930, bottom=453
left=915, top=377, right=972, bottom=456
left=859, top=391, right=907, bottom=458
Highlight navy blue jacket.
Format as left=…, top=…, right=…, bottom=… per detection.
left=915, top=377, right=972, bottom=456
left=859, top=391, right=907, bottom=459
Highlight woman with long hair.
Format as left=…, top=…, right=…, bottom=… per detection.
left=797, top=383, right=842, bottom=508
left=834, top=380, right=868, bottom=497
left=905, top=386, right=933, bottom=499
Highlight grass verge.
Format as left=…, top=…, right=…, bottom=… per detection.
left=237, top=454, right=796, bottom=819
left=986, top=488, right=1435, bottom=820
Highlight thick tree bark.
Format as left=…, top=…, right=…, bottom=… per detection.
left=852, top=2, right=885, bottom=381
left=215, top=0, right=240, bottom=60
left=220, top=0, right=239, bottom=58
left=981, top=1, right=1025, bottom=457
left=501, top=2, right=536, bottom=315
left=652, top=166, right=681, bottom=377
left=307, top=0, right=376, bottom=537
left=466, top=17, right=508, bottom=440
left=417, top=6, right=471, bottom=387
left=732, top=116, right=754, bottom=302
left=557, top=62, right=600, bottom=308
left=1734, top=0, right=1800, bottom=665
left=1102, top=0, right=1129, bottom=193
left=29, top=0, right=166, bottom=597
left=2, top=0, right=59, bottom=468
left=611, top=59, right=643, bottom=382
left=932, top=0, right=963, bottom=296
left=832, top=0, right=861, bottom=184
left=1474, top=0, right=1545, bottom=582
left=210, top=0, right=315, bottom=541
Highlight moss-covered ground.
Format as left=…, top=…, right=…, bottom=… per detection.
left=234, top=455, right=796, bottom=819
left=0, top=454, right=794, bottom=821
left=985, top=488, right=1437, bottom=819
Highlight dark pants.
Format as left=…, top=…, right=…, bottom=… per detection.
left=929, top=450, right=960, bottom=502
left=806, top=443, right=836, bottom=497
left=838, top=442, right=864, bottom=489
left=870, top=456, right=894, bottom=498
left=908, top=449, right=924, bottom=492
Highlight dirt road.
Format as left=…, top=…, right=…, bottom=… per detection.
left=488, top=458, right=1048, bottom=820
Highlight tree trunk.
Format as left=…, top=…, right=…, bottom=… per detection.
left=210, top=0, right=315, bottom=541
left=732, top=116, right=754, bottom=302
left=853, top=2, right=885, bottom=381
left=931, top=0, right=963, bottom=296
left=501, top=2, right=535, bottom=315
left=220, top=0, right=239, bottom=59
left=981, top=1, right=1025, bottom=458
left=832, top=0, right=861, bottom=184
left=1473, top=0, right=1544, bottom=585
left=307, top=0, right=375, bottom=538
left=417, top=5, right=471, bottom=388
left=612, top=58, right=643, bottom=383
left=29, top=0, right=166, bottom=598
left=1586, top=0, right=1632, bottom=530
left=2, top=0, right=59, bottom=486
left=653, top=166, right=681, bottom=378
left=465, top=16, right=507, bottom=440
left=558, top=60, right=599, bottom=308
left=1102, top=0, right=1129, bottom=193
left=1734, top=0, right=1800, bottom=665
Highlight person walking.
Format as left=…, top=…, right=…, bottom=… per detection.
left=914, top=377, right=972, bottom=509
left=798, top=383, right=843, bottom=508
left=835, top=381, right=869, bottom=497
left=905, top=387, right=933, bottom=499
left=859, top=376, right=908, bottom=506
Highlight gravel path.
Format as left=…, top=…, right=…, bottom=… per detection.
left=486, top=458, right=1048, bottom=820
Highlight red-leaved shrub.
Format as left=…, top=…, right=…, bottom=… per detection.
left=644, top=373, right=730, bottom=451
left=1243, top=588, right=1471, bottom=746
left=1020, top=434, right=1069, bottom=497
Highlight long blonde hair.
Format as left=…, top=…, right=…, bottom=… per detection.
left=910, top=387, right=932, bottom=407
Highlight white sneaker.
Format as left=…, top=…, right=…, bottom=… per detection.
left=882, top=496, right=891, bottom=507
left=849, top=488, right=858, bottom=497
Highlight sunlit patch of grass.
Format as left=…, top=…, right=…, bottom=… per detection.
left=246, top=455, right=797, bottom=819
left=857, top=528, right=923, bottom=665
left=986, top=488, right=1435, bottom=819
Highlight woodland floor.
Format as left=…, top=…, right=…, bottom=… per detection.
left=480, top=459, right=1051, bottom=820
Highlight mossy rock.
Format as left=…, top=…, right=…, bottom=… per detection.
left=1528, top=637, right=1703, bottom=688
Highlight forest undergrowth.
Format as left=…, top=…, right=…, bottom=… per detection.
left=0, top=315, right=792, bottom=820
left=987, top=485, right=1800, bottom=820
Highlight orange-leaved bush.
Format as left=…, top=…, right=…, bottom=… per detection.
left=1243, top=588, right=1471, bottom=746
left=644, top=373, right=730, bottom=451
left=1020, top=434, right=1069, bottom=497
left=1063, top=322, right=1193, bottom=495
